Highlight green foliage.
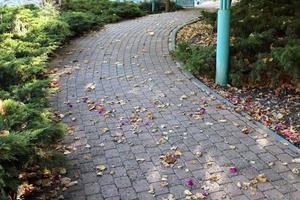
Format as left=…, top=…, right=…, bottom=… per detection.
left=184, top=0, right=300, bottom=86
left=174, top=43, right=216, bottom=77
left=0, top=133, right=31, bottom=194
left=200, top=10, right=216, bottom=27
left=272, top=43, right=300, bottom=83
left=62, top=0, right=146, bottom=24
left=0, top=5, right=68, bottom=197
left=61, top=11, right=102, bottom=36
left=139, top=1, right=182, bottom=13
left=106, top=2, right=145, bottom=19
left=229, top=0, right=300, bottom=86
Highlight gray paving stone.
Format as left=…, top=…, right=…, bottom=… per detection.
left=114, top=176, right=131, bottom=188
left=133, top=179, right=150, bottom=192
left=50, top=10, right=300, bottom=200
left=119, top=187, right=137, bottom=200
left=101, top=184, right=118, bottom=198
left=84, top=183, right=100, bottom=195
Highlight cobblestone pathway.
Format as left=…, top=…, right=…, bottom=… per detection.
left=50, top=11, right=300, bottom=200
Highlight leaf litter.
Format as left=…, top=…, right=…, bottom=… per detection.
left=177, top=20, right=300, bottom=146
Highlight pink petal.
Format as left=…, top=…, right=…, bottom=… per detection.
left=185, top=178, right=194, bottom=187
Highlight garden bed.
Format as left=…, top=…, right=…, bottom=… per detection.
left=174, top=18, right=300, bottom=146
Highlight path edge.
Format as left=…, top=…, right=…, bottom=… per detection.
left=168, top=17, right=300, bottom=155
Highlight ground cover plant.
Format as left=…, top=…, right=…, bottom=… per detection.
left=0, top=1, right=146, bottom=199
left=0, top=4, right=68, bottom=199
left=61, top=0, right=146, bottom=33
left=174, top=0, right=300, bottom=145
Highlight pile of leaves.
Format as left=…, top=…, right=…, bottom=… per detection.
left=176, top=20, right=216, bottom=46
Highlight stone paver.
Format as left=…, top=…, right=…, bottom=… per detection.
left=50, top=11, right=300, bottom=200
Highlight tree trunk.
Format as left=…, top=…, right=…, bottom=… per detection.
left=165, top=0, right=170, bottom=12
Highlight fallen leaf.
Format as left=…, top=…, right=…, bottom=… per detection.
left=136, top=158, right=145, bottom=162
left=175, top=150, right=183, bottom=157
left=208, top=175, right=220, bottom=182
left=61, top=177, right=77, bottom=188
left=195, top=151, right=203, bottom=157
left=0, top=100, right=5, bottom=115
left=147, top=112, right=153, bottom=120
left=101, top=128, right=109, bottom=133
left=164, top=70, right=173, bottom=75
left=255, top=174, right=267, bottom=183
left=148, top=31, right=155, bottom=36
left=96, top=165, right=106, bottom=176
left=85, top=83, right=96, bottom=91
left=148, top=185, right=155, bottom=194
left=164, top=194, right=175, bottom=200
left=292, top=158, right=300, bottom=163
left=157, top=137, right=167, bottom=145
left=161, top=153, right=177, bottom=165
left=180, top=95, right=188, bottom=101
left=242, top=127, right=250, bottom=134
left=110, top=171, right=115, bottom=175
left=292, top=168, right=300, bottom=174
left=184, top=189, right=193, bottom=196
left=0, top=130, right=9, bottom=137
left=216, top=104, right=226, bottom=110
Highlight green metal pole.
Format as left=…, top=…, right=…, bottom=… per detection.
left=151, top=0, right=155, bottom=13
left=216, top=0, right=231, bottom=86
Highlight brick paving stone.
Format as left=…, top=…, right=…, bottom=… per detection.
left=50, top=10, right=300, bottom=200
left=133, top=179, right=150, bottom=192
left=114, top=176, right=132, bottom=188
left=101, top=184, right=118, bottom=198
left=119, top=187, right=137, bottom=200
left=264, top=189, right=285, bottom=200
left=84, top=183, right=100, bottom=195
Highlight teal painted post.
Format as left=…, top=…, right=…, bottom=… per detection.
left=216, top=0, right=231, bottom=86
left=151, top=0, right=155, bottom=13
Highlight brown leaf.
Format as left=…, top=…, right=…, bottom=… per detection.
left=242, top=127, right=250, bottom=134
left=147, top=112, right=153, bottom=120
left=208, top=175, right=220, bottom=182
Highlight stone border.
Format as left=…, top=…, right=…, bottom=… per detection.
left=168, top=17, right=300, bottom=155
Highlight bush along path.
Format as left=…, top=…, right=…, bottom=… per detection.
left=50, top=10, right=300, bottom=200
left=0, top=1, right=145, bottom=199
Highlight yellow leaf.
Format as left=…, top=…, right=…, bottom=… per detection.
left=292, top=158, right=300, bottom=163
left=175, top=150, right=183, bottom=157
left=0, top=100, right=5, bottom=115
left=0, top=130, right=9, bottom=137
left=255, top=174, right=267, bottom=183
left=208, top=175, right=220, bottom=182
left=96, top=165, right=106, bottom=171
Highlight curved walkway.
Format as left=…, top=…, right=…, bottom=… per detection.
left=50, top=11, right=300, bottom=200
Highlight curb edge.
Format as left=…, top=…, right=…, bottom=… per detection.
left=168, top=17, right=300, bottom=155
